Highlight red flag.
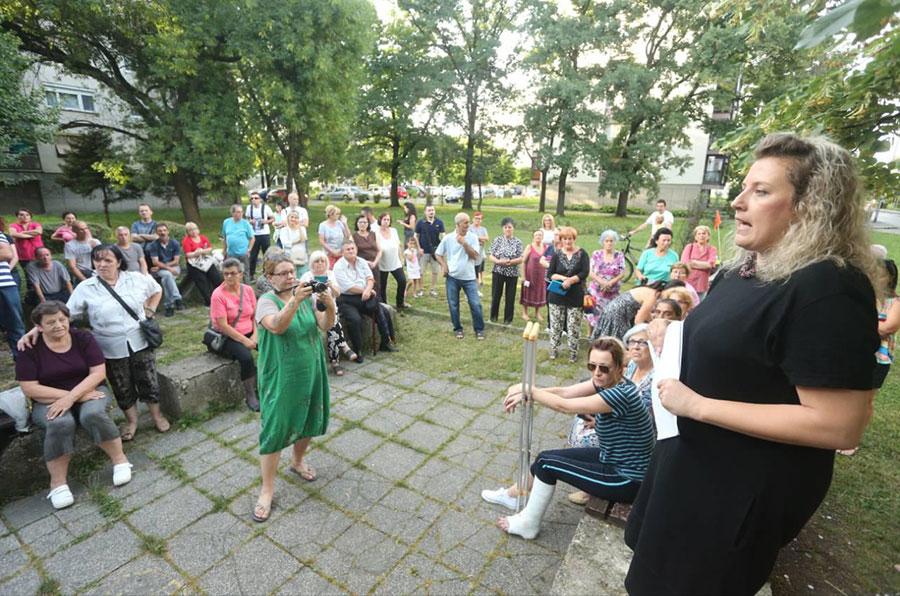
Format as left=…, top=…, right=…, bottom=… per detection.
left=713, top=210, right=722, bottom=230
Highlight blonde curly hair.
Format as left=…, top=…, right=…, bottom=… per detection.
left=726, top=133, right=880, bottom=291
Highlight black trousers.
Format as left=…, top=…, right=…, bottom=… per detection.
left=249, top=234, right=270, bottom=277
left=490, top=272, right=518, bottom=324
left=379, top=268, right=407, bottom=308
left=220, top=332, right=256, bottom=380
left=187, top=264, right=223, bottom=306
left=337, top=294, right=392, bottom=354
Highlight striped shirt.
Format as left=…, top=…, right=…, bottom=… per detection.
left=596, top=378, right=656, bottom=481
left=0, top=233, right=15, bottom=288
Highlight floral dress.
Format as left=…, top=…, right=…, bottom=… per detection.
left=586, top=250, right=625, bottom=327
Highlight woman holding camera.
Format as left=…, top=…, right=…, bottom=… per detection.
left=253, top=253, right=335, bottom=522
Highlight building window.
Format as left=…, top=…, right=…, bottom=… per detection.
left=44, top=87, right=97, bottom=113
left=703, top=154, right=727, bottom=186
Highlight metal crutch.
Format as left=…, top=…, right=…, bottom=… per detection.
left=516, top=321, right=540, bottom=512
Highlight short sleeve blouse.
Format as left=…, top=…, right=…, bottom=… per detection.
left=489, top=236, right=523, bottom=277
left=209, top=284, right=257, bottom=336
left=15, top=329, right=105, bottom=391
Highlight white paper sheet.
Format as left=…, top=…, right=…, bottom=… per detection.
left=648, top=321, right=682, bottom=439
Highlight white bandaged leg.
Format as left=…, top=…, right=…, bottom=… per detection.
left=503, top=477, right=554, bottom=539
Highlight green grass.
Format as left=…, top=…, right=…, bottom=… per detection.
left=138, top=533, right=167, bottom=556
left=88, top=486, right=123, bottom=521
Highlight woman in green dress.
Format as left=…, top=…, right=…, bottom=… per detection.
left=253, top=253, right=335, bottom=522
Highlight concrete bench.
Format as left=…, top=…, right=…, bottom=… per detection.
left=157, top=353, right=244, bottom=420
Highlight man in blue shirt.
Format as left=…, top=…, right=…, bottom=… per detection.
left=414, top=205, right=445, bottom=297
left=130, top=203, right=158, bottom=254
left=435, top=212, right=484, bottom=340
left=146, top=223, right=183, bottom=316
left=221, top=205, right=255, bottom=282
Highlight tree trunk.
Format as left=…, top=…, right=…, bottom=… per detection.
left=539, top=168, right=548, bottom=212
left=555, top=167, right=568, bottom=217
left=173, top=170, right=202, bottom=224
left=615, top=188, right=630, bottom=218
left=614, top=118, right=643, bottom=217
left=477, top=183, right=483, bottom=212
left=462, top=100, right=477, bottom=211
left=390, top=138, right=401, bottom=208
left=101, top=186, right=111, bottom=227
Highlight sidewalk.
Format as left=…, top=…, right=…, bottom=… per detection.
left=0, top=360, right=584, bottom=595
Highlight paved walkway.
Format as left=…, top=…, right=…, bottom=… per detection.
left=0, top=359, right=583, bottom=595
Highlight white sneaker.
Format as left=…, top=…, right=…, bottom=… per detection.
left=112, top=463, right=133, bottom=487
left=47, top=485, right=74, bottom=510
left=481, top=487, right=518, bottom=511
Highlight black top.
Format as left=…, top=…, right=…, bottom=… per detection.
left=624, top=260, right=878, bottom=594
left=545, top=248, right=590, bottom=308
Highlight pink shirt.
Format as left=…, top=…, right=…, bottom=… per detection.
left=210, top=284, right=257, bottom=336
left=681, top=243, right=718, bottom=293
left=10, top=222, right=44, bottom=260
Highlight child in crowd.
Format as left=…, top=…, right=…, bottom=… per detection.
left=404, top=237, right=424, bottom=298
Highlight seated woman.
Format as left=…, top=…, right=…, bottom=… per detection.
left=482, top=338, right=655, bottom=539
left=590, top=281, right=668, bottom=340
left=300, top=250, right=357, bottom=376
left=651, top=298, right=682, bottom=321
left=667, top=262, right=700, bottom=306
left=660, top=286, right=694, bottom=319
left=635, top=228, right=678, bottom=284
left=210, top=258, right=259, bottom=411
left=15, top=301, right=131, bottom=510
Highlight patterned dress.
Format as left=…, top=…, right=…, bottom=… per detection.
left=587, top=250, right=625, bottom=327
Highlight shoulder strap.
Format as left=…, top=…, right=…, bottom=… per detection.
left=233, top=284, right=246, bottom=326
left=97, top=276, right=140, bottom=322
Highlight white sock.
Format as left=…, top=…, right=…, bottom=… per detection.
left=504, top=478, right=555, bottom=539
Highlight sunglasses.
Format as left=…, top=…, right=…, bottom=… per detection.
left=586, top=362, right=612, bottom=374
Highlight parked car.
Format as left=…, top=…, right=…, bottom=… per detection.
left=445, top=186, right=465, bottom=203
left=317, top=186, right=366, bottom=202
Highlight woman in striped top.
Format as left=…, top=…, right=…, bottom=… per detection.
left=485, top=337, right=655, bottom=540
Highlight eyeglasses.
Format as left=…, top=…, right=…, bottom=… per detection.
left=586, top=363, right=612, bottom=374
left=627, top=339, right=649, bottom=348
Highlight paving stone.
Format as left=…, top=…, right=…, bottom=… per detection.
left=142, top=428, right=207, bottom=458
left=44, top=525, right=141, bottom=593
left=193, top=456, right=259, bottom=499
left=330, top=395, right=381, bottom=421
left=1, top=493, right=55, bottom=530
left=395, top=421, right=454, bottom=454
left=417, top=508, right=497, bottom=560
left=374, top=551, right=471, bottom=595
left=172, top=439, right=236, bottom=479
left=421, top=401, right=478, bottom=431
left=355, top=360, right=391, bottom=379
left=275, top=566, right=348, bottom=595
left=454, top=482, right=509, bottom=525
left=360, top=442, right=427, bottom=482
left=198, top=409, right=247, bottom=434
left=463, top=412, right=508, bottom=441
left=323, top=427, right=383, bottom=462
left=480, top=551, right=556, bottom=594
left=128, top=485, right=212, bottom=538
left=217, top=420, right=259, bottom=445
left=361, top=409, right=415, bottom=436
left=313, top=525, right=407, bottom=595
left=337, top=376, right=379, bottom=396
left=418, top=378, right=463, bottom=397
left=232, top=432, right=260, bottom=453
left=319, top=467, right=394, bottom=514
left=198, top=536, right=300, bottom=595
left=387, top=370, right=430, bottom=388
left=479, top=449, right=519, bottom=484
left=266, top=498, right=354, bottom=559
left=82, top=554, right=185, bottom=595
left=439, top=433, right=492, bottom=472
left=450, top=386, right=498, bottom=409
left=117, top=467, right=183, bottom=512
left=17, top=513, right=75, bottom=557
left=366, top=487, right=444, bottom=546
left=387, top=393, right=435, bottom=417
left=0, top=534, right=28, bottom=580
left=353, top=381, right=404, bottom=405
left=405, top=459, right=476, bottom=504
left=227, top=477, right=308, bottom=526
left=167, top=512, right=254, bottom=576
left=54, top=501, right=107, bottom=537
left=0, top=567, right=41, bottom=595
left=296, top=448, right=354, bottom=482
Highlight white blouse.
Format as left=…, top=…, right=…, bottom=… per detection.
left=377, top=227, right=402, bottom=271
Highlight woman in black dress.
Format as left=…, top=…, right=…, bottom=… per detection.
left=546, top=226, right=590, bottom=362
left=624, top=133, right=881, bottom=594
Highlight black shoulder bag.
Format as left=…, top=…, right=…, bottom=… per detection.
left=97, top=276, right=164, bottom=349
left=203, top=285, right=245, bottom=353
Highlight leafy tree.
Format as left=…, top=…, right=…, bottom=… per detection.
left=0, top=30, right=56, bottom=174
left=234, top=0, right=376, bottom=206
left=408, top=132, right=465, bottom=188
left=401, top=0, right=520, bottom=210
left=357, top=20, right=451, bottom=207
left=2, top=0, right=254, bottom=223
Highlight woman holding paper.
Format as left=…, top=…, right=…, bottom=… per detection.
left=625, top=134, right=880, bottom=595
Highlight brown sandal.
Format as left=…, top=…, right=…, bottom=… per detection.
left=331, top=362, right=345, bottom=376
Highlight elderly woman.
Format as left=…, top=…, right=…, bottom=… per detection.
left=681, top=224, right=718, bottom=299
left=520, top=230, right=548, bottom=322
left=482, top=338, right=655, bottom=538
left=650, top=298, right=681, bottom=321
left=210, top=258, right=258, bottom=411
left=660, top=286, right=693, bottom=319
left=546, top=226, right=590, bottom=362
left=252, top=253, right=335, bottom=522
left=625, top=134, right=881, bottom=594
left=635, top=228, right=679, bottom=284
left=182, top=221, right=223, bottom=306
left=667, top=262, right=700, bottom=306
left=278, top=210, right=308, bottom=276
left=587, top=230, right=626, bottom=328
left=300, top=250, right=357, bottom=376
left=487, top=217, right=523, bottom=324
left=16, top=301, right=132, bottom=509
left=318, top=205, right=349, bottom=268
left=376, top=213, right=406, bottom=309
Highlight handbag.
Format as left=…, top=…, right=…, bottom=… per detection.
left=189, top=254, right=216, bottom=272
left=547, top=279, right=568, bottom=296
left=289, top=242, right=308, bottom=266
left=97, top=276, right=164, bottom=350
left=583, top=294, right=596, bottom=310
left=203, top=285, right=245, bottom=353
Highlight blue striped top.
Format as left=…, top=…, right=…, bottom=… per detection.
left=596, top=378, right=656, bottom=481
left=0, top=234, right=15, bottom=288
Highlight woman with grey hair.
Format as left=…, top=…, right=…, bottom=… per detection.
left=586, top=229, right=626, bottom=329
left=625, top=134, right=881, bottom=594
left=300, top=250, right=357, bottom=376
left=182, top=221, right=222, bottom=306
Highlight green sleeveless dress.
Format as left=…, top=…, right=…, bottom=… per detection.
left=257, top=293, right=330, bottom=454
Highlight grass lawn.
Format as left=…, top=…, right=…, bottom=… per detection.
left=2, top=203, right=898, bottom=592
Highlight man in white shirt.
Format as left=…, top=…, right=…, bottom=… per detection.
left=333, top=240, right=395, bottom=360
left=435, top=212, right=485, bottom=340
left=246, top=192, right=275, bottom=278
left=629, top=199, right=675, bottom=242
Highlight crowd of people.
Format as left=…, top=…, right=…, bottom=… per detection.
left=0, top=133, right=893, bottom=593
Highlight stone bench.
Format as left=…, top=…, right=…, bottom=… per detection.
left=157, top=352, right=243, bottom=420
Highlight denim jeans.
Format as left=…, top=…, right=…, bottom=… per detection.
left=445, top=276, right=484, bottom=333
left=153, top=267, right=182, bottom=307
left=0, top=284, right=25, bottom=357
